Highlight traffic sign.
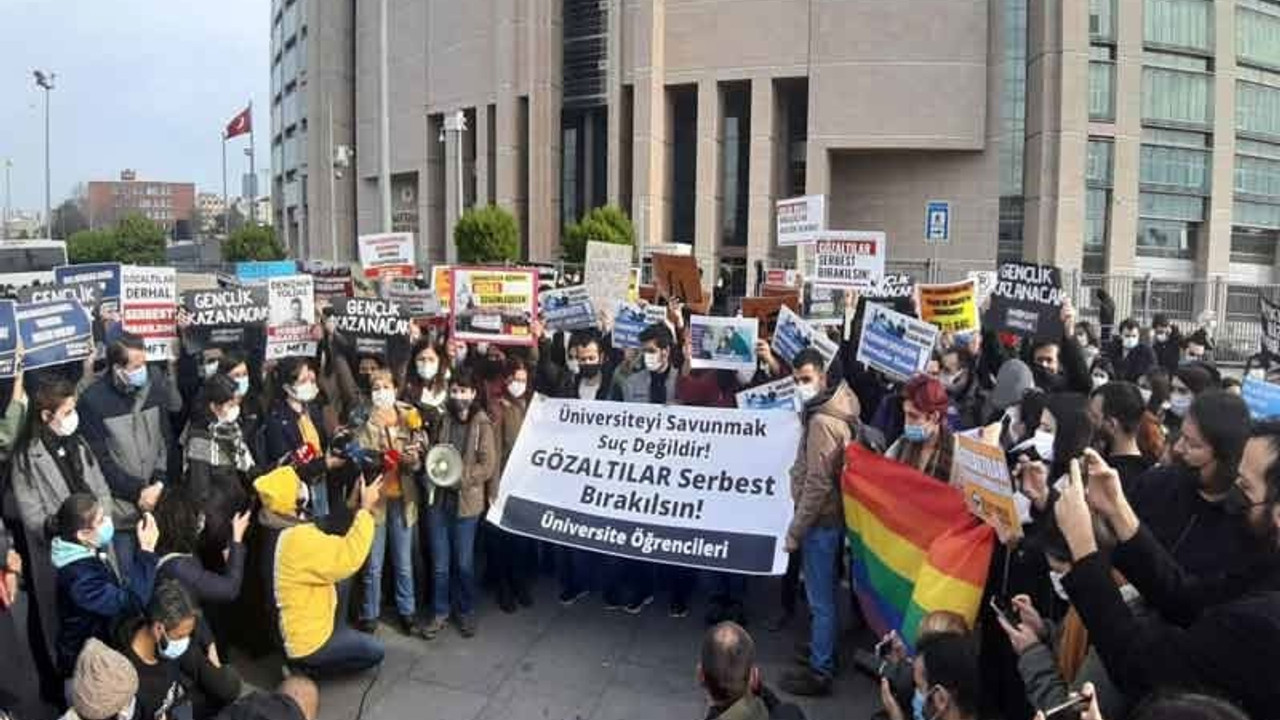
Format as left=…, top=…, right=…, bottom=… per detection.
left=926, top=200, right=951, bottom=244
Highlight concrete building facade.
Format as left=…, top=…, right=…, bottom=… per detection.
left=271, top=0, right=1280, bottom=295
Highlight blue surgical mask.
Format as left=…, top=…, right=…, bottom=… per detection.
left=123, top=365, right=148, bottom=388
left=159, top=631, right=190, bottom=660
left=912, top=689, right=928, bottom=720
left=903, top=423, right=933, bottom=443
left=95, top=517, right=115, bottom=549
left=234, top=376, right=251, bottom=397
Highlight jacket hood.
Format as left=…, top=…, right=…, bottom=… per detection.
left=989, top=359, right=1034, bottom=413
left=808, top=381, right=860, bottom=425
left=50, top=537, right=95, bottom=569
left=254, top=465, right=303, bottom=517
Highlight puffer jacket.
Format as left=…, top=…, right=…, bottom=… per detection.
left=432, top=409, right=498, bottom=518
left=77, top=372, right=171, bottom=530
left=785, top=381, right=860, bottom=548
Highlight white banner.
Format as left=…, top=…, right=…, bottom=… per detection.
left=358, top=232, right=416, bottom=279
left=487, top=396, right=802, bottom=575
left=813, top=232, right=887, bottom=289
left=121, top=266, right=177, bottom=361
left=776, top=195, right=826, bottom=247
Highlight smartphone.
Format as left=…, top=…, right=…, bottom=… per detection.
left=1042, top=693, right=1090, bottom=720
left=873, top=632, right=895, bottom=660
left=988, top=596, right=1015, bottom=626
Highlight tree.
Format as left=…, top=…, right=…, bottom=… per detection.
left=455, top=204, right=520, bottom=263
left=562, top=204, right=635, bottom=263
left=51, top=198, right=88, bottom=239
left=66, top=213, right=166, bottom=265
left=223, top=224, right=286, bottom=262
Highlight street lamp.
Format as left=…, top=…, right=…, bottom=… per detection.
left=32, top=69, right=54, bottom=239
left=2, top=158, right=12, bottom=241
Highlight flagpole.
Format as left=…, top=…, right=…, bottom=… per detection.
left=248, top=99, right=257, bottom=227
left=222, top=132, right=229, bottom=239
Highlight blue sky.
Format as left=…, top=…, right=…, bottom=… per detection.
left=0, top=0, right=269, bottom=213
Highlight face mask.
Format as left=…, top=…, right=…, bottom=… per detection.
left=507, top=381, right=527, bottom=398
left=233, top=376, right=250, bottom=397
left=1169, top=394, right=1192, bottom=417
left=1122, top=336, right=1139, bottom=350
left=449, top=396, right=473, bottom=416
left=217, top=405, right=241, bottom=426
left=795, top=382, right=819, bottom=405
left=203, top=361, right=220, bottom=378
left=566, top=359, right=581, bottom=376
left=289, top=381, right=319, bottom=403
left=95, top=517, right=115, bottom=549
left=417, top=360, right=439, bottom=380
left=1048, top=570, right=1069, bottom=600
left=1032, top=429, right=1055, bottom=463
left=52, top=410, right=79, bottom=437
left=476, top=342, right=491, bottom=356
left=903, top=423, right=933, bottom=443
left=420, top=386, right=445, bottom=407
left=1184, top=355, right=1203, bottom=365
left=1155, top=331, right=1170, bottom=343
left=579, top=362, right=601, bottom=379
left=372, top=389, right=397, bottom=409
left=158, top=630, right=190, bottom=660
left=1091, top=373, right=1109, bottom=389
left=121, top=365, right=148, bottom=389
left=643, top=351, right=664, bottom=372
left=1139, top=387, right=1152, bottom=404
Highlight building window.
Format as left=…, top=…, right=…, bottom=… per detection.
left=1237, top=199, right=1280, bottom=228
left=1138, top=218, right=1197, bottom=259
left=998, top=0, right=1027, bottom=262
left=1238, top=5, right=1280, bottom=71
left=668, top=86, right=697, bottom=244
left=1141, top=190, right=1207, bottom=221
left=1085, top=189, right=1111, bottom=272
left=1087, top=139, right=1115, bottom=185
left=1144, top=0, right=1214, bottom=53
left=1142, top=56, right=1213, bottom=126
left=1237, top=154, right=1280, bottom=198
left=1090, top=46, right=1116, bottom=121
left=1238, top=79, right=1280, bottom=138
left=1140, top=144, right=1211, bottom=192
left=1231, top=228, right=1279, bottom=264
left=720, top=83, right=750, bottom=249
left=1091, top=0, right=1116, bottom=42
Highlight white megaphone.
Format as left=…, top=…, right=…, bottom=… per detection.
left=425, top=444, right=463, bottom=489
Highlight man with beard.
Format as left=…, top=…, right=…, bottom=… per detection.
left=1126, top=391, right=1254, bottom=578
left=1052, top=433, right=1280, bottom=720
left=1087, top=381, right=1162, bottom=489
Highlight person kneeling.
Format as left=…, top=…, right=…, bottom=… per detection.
left=699, top=622, right=806, bottom=720
left=255, top=466, right=385, bottom=678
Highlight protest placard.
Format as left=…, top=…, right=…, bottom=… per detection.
left=813, top=232, right=886, bottom=289
left=381, top=282, right=441, bottom=320
left=19, top=282, right=102, bottom=316
left=303, top=261, right=354, bottom=301
left=968, top=270, right=998, bottom=306
left=55, top=263, right=122, bottom=314
left=358, top=232, right=416, bottom=279
left=951, top=434, right=1020, bottom=539
left=689, top=316, right=758, bottom=371
left=332, top=296, right=412, bottom=357
left=982, top=262, right=1066, bottom=339
left=612, top=301, right=649, bottom=350
left=451, top=267, right=538, bottom=346
left=627, top=268, right=641, bottom=303
left=1262, top=296, right=1280, bottom=360
left=121, top=266, right=177, bottom=361
left=856, top=302, right=939, bottom=381
left=235, top=261, right=298, bottom=285
left=918, top=279, right=980, bottom=333
left=432, top=265, right=453, bottom=314
left=764, top=268, right=799, bottom=289
left=803, top=283, right=848, bottom=327
left=266, top=275, right=317, bottom=360
left=539, top=285, right=596, bottom=333
left=772, top=305, right=837, bottom=368
left=15, top=299, right=93, bottom=372
left=741, top=294, right=801, bottom=338
left=182, top=287, right=269, bottom=349
left=735, top=376, right=799, bottom=412
left=585, top=241, right=633, bottom=314
left=1244, top=376, right=1280, bottom=419
left=487, top=396, right=802, bottom=574
left=0, top=302, right=16, bottom=377
left=776, top=195, right=825, bottom=247
left=653, top=253, right=705, bottom=307
left=865, top=273, right=916, bottom=303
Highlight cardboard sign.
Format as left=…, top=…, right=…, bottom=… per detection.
left=776, top=195, right=826, bottom=246
left=333, top=296, right=411, bottom=357
left=381, top=282, right=441, bottom=320
left=266, top=275, right=317, bottom=360
left=450, top=267, right=538, bottom=346
left=0, top=301, right=17, bottom=377
left=982, top=262, right=1066, bottom=340
left=16, top=299, right=94, bottom=372
left=19, top=282, right=102, bottom=317
left=432, top=265, right=453, bottom=314
left=803, top=283, right=849, bottom=328
left=772, top=305, right=837, bottom=368
left=235, top=261, right=298, bottom=285
left=952, top=434, right=1020, bottom=539
left=55, top=263, right=123, bottom=315
left=612, top=301, right=649, bottom=350
left=855, top=302, right=939, bottom=381
left=741, top=295, right=801, bottom=338
left=735, top=376, right=799, bottom=412
left=358, top=232, right=416, bottom=279
left=1244, top=376, right=1280, bottom=419
left=182, top=287, right=269, bottom=349
left=968, top=270, right=998, bottom=306
left=303, top=261, right=355, bottom=301
left=121, top=266, right=178, bottom=361
left=627, top=268, right=641, bottom=303
left=539, top=285, right=597, bottom=333
left=585, top=241, right=633, bottom=316
left=689, top=316, right=758, bottom=372
left=918, top=279, right=980, bottom=333
left=813, top=232, right=886, bottom=289
left=653, top=253, right=705, bottom=307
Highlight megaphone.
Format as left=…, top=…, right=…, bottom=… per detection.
left=425, top=444, right=463, bottom=489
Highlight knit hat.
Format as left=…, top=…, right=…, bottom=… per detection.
left=72, top=639, right=138, bottom=720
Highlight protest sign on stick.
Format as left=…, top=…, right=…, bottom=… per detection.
left=776, top=195, right=825, bottom=247
left=917, top=279, right=980, bottom=333
left=0, top=302, right=15, bottom=377
left=855, top=302, right=939, bottom=381
left=539, top=286, right=596, bottom=333
left=951, top=434, right=1021, bottom=540
left=358, top=232, right=416, bottom=279
left=121, top=266, right=177, bottom=361
left=688, top=316, right=758, bottom=371
left=332, top=296, right=411, bottom=357
left=982, top=262, right=1066, bottom=339
left=303, top=261, right=354, bottom=301
left=182, top=287, right=269, bottom=349
left=450, top=268, right=538, bottom=346
left=487, top=396, right=802, bottom=574
left=55, top=263, right=122, bottom=314
left=741, top=295, right=800, bottom=338
left=266, top=275, right=317, bottom=360
left=653, top=253, right=705, bottom=308
left=772, top=305, right=837, bottom=368
left=585, top=241, right=633, bottom=314
left=813, top=232, right=886, bottom=289
left=736, top=376, right=799, bottom=412
left=15, top=300, right=93, bottom=372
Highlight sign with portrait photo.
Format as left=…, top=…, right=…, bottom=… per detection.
left=266, top=275, right=317, bottom=360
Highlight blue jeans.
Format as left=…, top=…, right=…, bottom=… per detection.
left=292, top=626, right=385, bottom=678
left=360, top=499, right=416, bottom=621
left=428, top=504, right=478, bottom=619
left=803, top=526, right=842, bottom=677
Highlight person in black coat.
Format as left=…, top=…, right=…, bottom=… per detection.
left=0, top=515, right=55, bottom=720
left=1104, top=319, right=1157, bottom=383
left=1151, top=314, right=1183, bottom=375
left=1055, top=432, right=1280, bottom=720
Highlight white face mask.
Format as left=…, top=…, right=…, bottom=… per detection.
left=51, top=409, right=79, bottom=437
left=289, top=381, right=319, bottom=403
left=1122, top=335, right=1139, bottom=350
left=507, top=381, right=527, bottom=398
left=643, top=351, right=665, bottom=372
left=372, top=389, right=397, bottom=409
left=1169, top=394, right=1192, bottom=417
left=1091, top=373, right=1109, bottom=389
left=1032, top=429, right=1056, bottom=463
left=1139, top=387, right=1153, bottom=404
left=217, top=404, right=241, bottom=426
left=476, top=342, right=491, bottom=356
left=417, top=360, right=438, bottom=380
left=795, top=382, right=820, bottom=405
left=1048, top=570, right=1069, bottom=600
left=566, top=358, right=581, bottom=376
left=203, top=361, right=220, bottom=378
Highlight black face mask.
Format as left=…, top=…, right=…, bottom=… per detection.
left=578, top=363, right=601, bottom=379
left=449, top=397, right=472, bottom=418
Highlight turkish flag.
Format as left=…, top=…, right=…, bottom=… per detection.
left=225, top=107, right=252, bottom=139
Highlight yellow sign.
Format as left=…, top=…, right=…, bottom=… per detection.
left=917, top=279, right=979, bottom=333
left=951, top=434, right=1020, bottom=539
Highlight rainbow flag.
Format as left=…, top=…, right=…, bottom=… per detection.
left=843, top=442, right=994, bottom=647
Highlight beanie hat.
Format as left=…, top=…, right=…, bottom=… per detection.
left=72, top=639, right=138, bottom=720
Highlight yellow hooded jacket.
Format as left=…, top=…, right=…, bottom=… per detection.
left=255, top=467, right=375, bottom=659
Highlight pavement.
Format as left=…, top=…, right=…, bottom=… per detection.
left=255, top=577, right=877, bottom=720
